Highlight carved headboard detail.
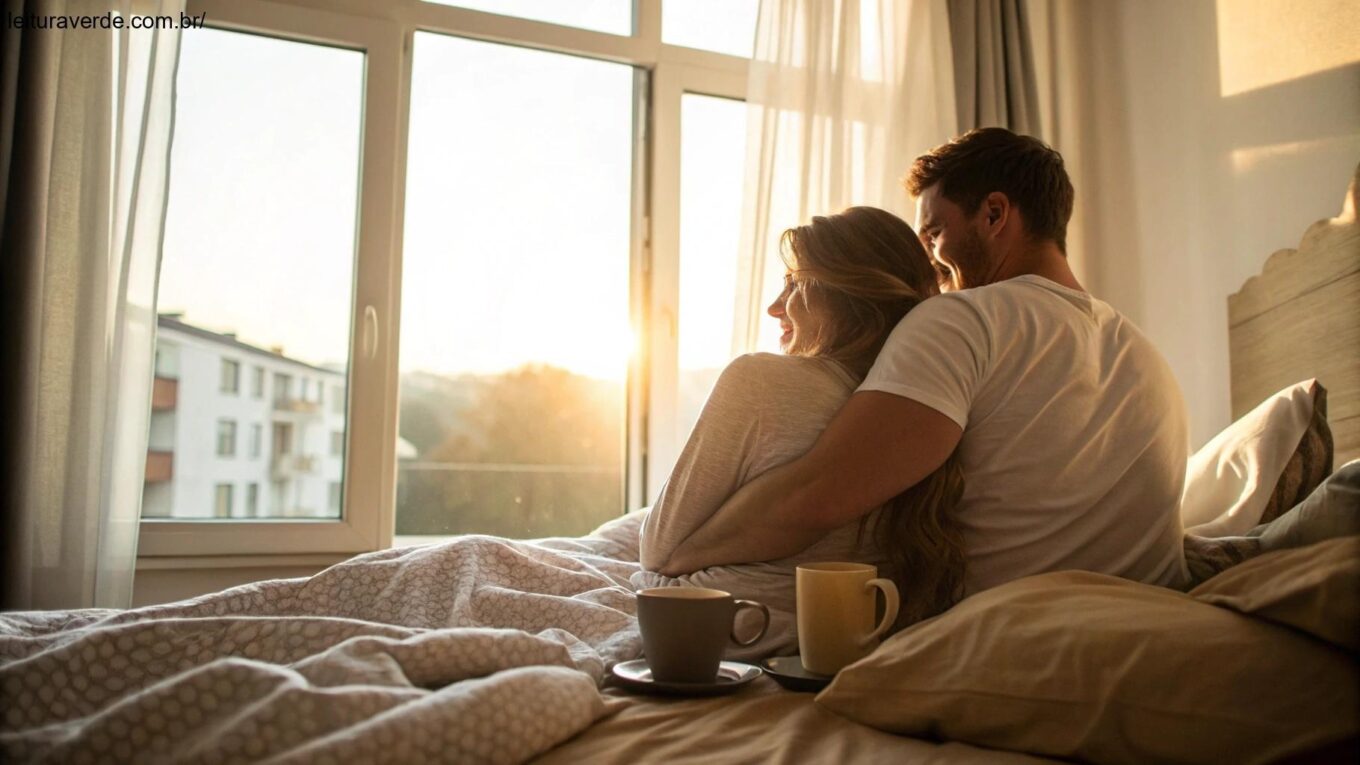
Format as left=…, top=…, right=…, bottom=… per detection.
left=1228, top=163, right=1360, bottom=466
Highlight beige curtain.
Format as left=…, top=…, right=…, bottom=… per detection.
left=947, top=0, right=1041, bottom=133
left=0, top=0, right=184, bottom=609
left=735, top=0, right=959, bottom=354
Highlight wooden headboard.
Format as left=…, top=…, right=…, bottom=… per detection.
left=1228, top=163, right=1360, bottom=466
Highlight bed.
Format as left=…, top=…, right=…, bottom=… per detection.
left=2, top=168, right=1357, bottom=764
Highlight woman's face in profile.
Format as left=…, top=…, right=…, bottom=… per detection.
left=768, top=272, right=825, bottom=355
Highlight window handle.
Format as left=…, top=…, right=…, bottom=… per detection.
left=362, top=306, right=379, bottom=361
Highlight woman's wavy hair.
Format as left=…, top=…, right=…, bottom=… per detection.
left=781, top=206, right=967, bottom=627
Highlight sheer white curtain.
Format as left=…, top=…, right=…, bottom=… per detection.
left=1, top=0, right=184, bottom=609
left=733, top=0, right=959, bottom=353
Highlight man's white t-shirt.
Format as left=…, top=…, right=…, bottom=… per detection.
left=860, top=275, right=1189, bottom=594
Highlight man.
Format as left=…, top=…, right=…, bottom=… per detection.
left=660, top=128, right=1189, bottom=596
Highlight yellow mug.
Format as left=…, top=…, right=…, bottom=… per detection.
left=796, top=562, right=900, bottom=675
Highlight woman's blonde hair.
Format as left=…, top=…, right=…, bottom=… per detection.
left=781, top=206, right=967, bottom=626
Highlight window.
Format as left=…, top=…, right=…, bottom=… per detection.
left=301, top=378, right=311, bottom=402
left=216, top=420, right=237, bottom=457
left=142, top=22, right=358, bottom=533
left=270, top=480, right=287, bottom=517
left=329, top=481, right=342, bottom=515
left=155, top=342, right=180, bottom=378
left=220, top=359, right=240, bottom=394
left=396, top=32, right=633, bottom=540
left=272, top=423, right=293, bottom=456
left=663, top=0, right=760, bottom=58
left=214, top=484, right=234, bottom=518
left=273, top=373, right=293, bottom=404
left=135, top=0, right=747, bottom=558
left=331, top=430, right=344, bottom=457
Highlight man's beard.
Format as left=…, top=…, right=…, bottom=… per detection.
left=951, top=226, right=992, bottom=289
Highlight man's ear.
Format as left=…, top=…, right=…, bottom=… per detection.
left=983, top=191, right=1011, bottom=234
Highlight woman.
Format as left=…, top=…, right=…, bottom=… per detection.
left=634, top=206, right=966, bottom=656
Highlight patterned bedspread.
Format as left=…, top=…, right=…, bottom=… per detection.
left=0, top=511, right=650, bottom=764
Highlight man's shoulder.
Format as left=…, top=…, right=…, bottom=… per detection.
left=965, top=275, right=1091, bottom=311
left=905, top=279, right=1046, bottom=323
left=899, top=289, right=988, bottom=325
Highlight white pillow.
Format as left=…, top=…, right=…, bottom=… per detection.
left=1180, top=380, right=1318, bottom=536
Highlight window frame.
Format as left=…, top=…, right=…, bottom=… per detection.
left=139, top=0, right=404, bottom=557
left=647, top=65, right=748, bottom=494
left=138, top=0, right=750, bottom=560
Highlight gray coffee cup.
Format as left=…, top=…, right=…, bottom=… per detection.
left=636, top=587, right=770, bottom=683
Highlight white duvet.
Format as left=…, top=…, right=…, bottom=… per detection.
left=0, top=511, right=651, bottom=764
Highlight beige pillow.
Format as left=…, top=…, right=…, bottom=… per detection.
left=1182, top=380, right=1332, bottom=537
left=1192, top=536, right=1360, bottom=652
left=817, top=571, right=1359, bottom=765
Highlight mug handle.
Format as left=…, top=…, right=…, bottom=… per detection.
left=730, top=599, right=771, bottom=647
left=858, top=578, right=900, bottom=647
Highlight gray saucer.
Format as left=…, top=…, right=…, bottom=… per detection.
left=761, top=655, right=834, bottom=692
left=611, top=659, right=762, bottom=697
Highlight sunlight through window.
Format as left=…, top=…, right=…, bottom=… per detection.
left=397, top=32, right=634, bottom=539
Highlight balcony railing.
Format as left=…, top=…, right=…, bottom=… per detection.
left=144, top=450, right=173, bottom=483
left=273, top=397, right=322, bottom=416
left=151, top=377, right=178, bottom=411
left=394, top=461, right=622, bottom=540
left=271, top=453, right=318, bottom=478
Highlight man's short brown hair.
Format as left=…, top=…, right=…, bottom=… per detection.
left=906, top=128, right=1075, bottom=252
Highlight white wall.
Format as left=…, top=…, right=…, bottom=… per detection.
left=1034, top=0, right=1360, bottom=447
